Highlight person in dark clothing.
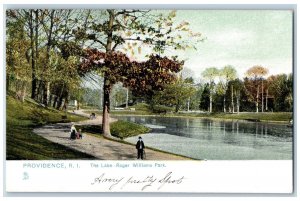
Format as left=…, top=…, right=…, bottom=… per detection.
left=135, top=136, right=145, bottom=160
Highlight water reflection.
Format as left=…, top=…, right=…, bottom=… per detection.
left=116, top=116, right=293, bottom=160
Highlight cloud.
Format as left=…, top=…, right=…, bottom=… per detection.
left=208, top=29, right=254, bottom=48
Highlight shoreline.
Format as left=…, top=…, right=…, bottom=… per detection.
left=32, top=110, right=190, bottom=160
left=111, top=113, right=292, bottom=125
left=83, top=108, right=292, bottom=125
left=99, top=134, right=196, bottom=160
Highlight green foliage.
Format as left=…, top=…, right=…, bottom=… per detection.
left=188, top=84, right=204, bottom=110
left=200, top=83, right=210, bottom=111
left=150, top=75, right=196, bottom=112
left=220, top=65, right=237, bottom=81
left=6, top=95, right=92, bottom=160
left=152, top=105, right=174, bottom=113
left=201, top=67, right=219, bottom=83
left=110, top=121, right=150, bottom=139
left=111, top=83, right=128, bottom=107
left=199, top=64, right=293, bottom=113
left=268, top=73, right=293, bottom=112
left=129, top=103, right=149, bottom=111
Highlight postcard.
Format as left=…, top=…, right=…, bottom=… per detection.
left=3, top=5, right=294, bottom=195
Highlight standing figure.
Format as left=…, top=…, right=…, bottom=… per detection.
left=135, top=136, right=145, bottom=160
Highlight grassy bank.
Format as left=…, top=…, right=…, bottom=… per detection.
left=77, top=120, right=150, bottom=139
left=110, top=121, right=150, bottom=139
left=6, top=95, right=95, bottom=160
left=91, top=110, right=292, bottom=123
left=86, top=102, right=292, bottom=123
left=172, top=112, right=293, bottom=123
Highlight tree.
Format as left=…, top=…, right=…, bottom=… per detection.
left=74, top=9, right=202, bottom=137
left=49, top=54, right=83, bottom=110
left=79, top=49, right=184, bottom=136
left=7, top=10, right=40, bottom=100
left=111, top=83, right=128, bottom=107
left=268, top=73, right=293, bottom=112
left=189, top=83, right=204, bottom=111
left=6, top=12, right=31, bottom=102
left=230, top=79, right=244, bottom=114
left=201, top=67, right=219, bottom=113
left=6, top=9, right=87, bottom=106
left=151, top=75, right=196, bottom=112
left=219, top=65, right=237, bottom=113
left=245, top=65, right=269, bottom=112
left=6, top=9, right=203, bottom=137
left=200, top=83, right=210, bottom=111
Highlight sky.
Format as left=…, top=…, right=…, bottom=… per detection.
left=169, top=10, right=293, bottom=79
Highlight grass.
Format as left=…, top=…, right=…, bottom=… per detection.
left=110, top=120, right=150, bottom=139
left=76, top=120, right=150, bottom=139
left=6, top=95, right=95, bottom=160
left=168, top=112, right=293, bottom=123
left=88, top=108, right=292, bottom=123
left=87, top=101, right=292, bottom=123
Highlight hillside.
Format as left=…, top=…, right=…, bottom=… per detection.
left=6, top=95, right=95, bottom=160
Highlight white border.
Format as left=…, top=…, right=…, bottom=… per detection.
left=0, top=0, right=298, bottom=200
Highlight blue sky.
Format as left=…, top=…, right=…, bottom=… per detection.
left=172, top=10, right=293, bottom=78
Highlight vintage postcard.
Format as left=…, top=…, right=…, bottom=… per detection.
left=4, top=4, right=294, bottom=195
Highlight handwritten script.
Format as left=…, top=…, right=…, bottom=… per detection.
left=91, top=171, right=185, bottom=191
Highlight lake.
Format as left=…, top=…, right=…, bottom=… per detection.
left=114, top=116, right=293, bottom=160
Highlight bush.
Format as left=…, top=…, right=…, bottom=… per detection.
left=110, top=120, right=150, bottom=139
left=152, top=105, right=173, bottom=114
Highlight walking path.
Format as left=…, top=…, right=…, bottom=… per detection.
left=33, top=110, right=187, bottom=160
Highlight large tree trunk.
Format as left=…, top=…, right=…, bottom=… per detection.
left=32, top=9, right=39, bottom=100
left=29, top=10, right=37, bottom=100
left=42, top=10, right=55, bottom=106
left=42, top=81, right=50, bottom=106
left=31, top=70, right=37, bottom=99
left=101, top=10, right=115, bottom=137
left=56, top=82, right=65, bottom=109
left=56, top=96, right=64, bottom=110
left=102, top=76, right=111, bottom=137
left=36, top=80, right=43, bottom=103
left=53, top=95, right=58, bottom=108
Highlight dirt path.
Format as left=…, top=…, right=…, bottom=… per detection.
left=33, top=110, right=187, bottom=160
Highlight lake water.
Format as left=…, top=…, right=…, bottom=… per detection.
left=114, top=116, right=293, bottom=160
